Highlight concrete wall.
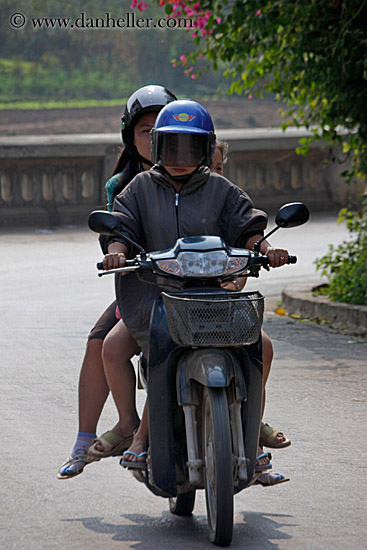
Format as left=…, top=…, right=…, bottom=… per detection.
left=0, top=128, right=358, bottom=227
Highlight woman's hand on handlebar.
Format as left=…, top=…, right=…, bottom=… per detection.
left=103, top=252, right=126, bottom=271
left=264, top=247, right=289, bottom=269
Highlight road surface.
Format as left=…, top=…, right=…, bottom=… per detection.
left=1, top=215, right=366, bottom=549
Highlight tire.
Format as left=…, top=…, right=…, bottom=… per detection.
left=169, top=489, right=196, bottom=516
left=202, top=387, right=233, bottom=546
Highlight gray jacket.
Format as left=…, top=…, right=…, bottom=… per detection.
left=112, top=165, right=268, bottom=355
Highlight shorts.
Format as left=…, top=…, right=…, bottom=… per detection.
left=88, top=300, right=119, bottom=341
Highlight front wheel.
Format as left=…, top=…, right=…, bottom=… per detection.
left=202, top=387, right=233, bottom=546
left=169, top=489, right=196, bottom=516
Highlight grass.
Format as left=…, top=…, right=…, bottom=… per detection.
left=0, top=94, right=232, bottom=111
left=0, top=99, right=128, bottom=110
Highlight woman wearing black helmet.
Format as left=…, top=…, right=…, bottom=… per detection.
left=57, top=85, right=176, bottom=479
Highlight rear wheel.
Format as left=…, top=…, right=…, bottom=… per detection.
left=169, top=489, right=196, bottom=516
left=202, top=387, right=233, bottom=546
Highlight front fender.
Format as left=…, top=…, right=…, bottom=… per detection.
left=177, top=348, right=246, bottom=406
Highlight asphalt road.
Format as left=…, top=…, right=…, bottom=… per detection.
left=1, top=215, right=366, bottom=550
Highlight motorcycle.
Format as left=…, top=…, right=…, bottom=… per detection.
left=88, top=201, right=309, bottom=547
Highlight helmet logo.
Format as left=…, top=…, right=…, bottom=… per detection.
left=173, top=113, right=195, bottom=122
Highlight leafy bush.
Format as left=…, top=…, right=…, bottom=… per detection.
left=147, top=0, right=367, bottom=306
left=315, top=198, right=367, bottom=305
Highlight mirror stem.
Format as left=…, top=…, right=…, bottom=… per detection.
left=253, top=226, right=279, bottom=253
left=113, top=230, right=146, bottom=256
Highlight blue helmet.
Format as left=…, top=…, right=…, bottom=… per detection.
left=151, top=99, right=216, bottom=168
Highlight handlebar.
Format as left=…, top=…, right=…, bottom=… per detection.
left=96, top=252, right=298, bottom=277
left=96, top=259, right=137, bottom=270
left=260, top=255, right=297, bottom=266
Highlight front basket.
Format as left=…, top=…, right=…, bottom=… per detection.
left=162, top=291, right=264, bottom=347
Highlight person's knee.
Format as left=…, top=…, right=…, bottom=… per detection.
left=102, top=329, right=137, bottom=368
left=86, top=338, right=103, bottom=354
left=101, top=334, right=119, bottom=367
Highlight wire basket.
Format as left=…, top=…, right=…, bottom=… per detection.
left=162, top=291, right=264, bottom=347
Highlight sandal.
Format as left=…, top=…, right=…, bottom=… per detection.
left=259, top=423, right=291, bottom=449
left=120, top=450, right=147, bottom=470
left=255, top=451, right=272, bottom=472
left=88, top=431, right=134, bottom=459
left=254, top=472, right=290, bottom=487
left=57, top=452, right=95, bottom=479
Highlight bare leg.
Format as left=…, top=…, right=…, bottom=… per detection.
left=78, top=339, right=109, bottom=433
left=261, top=329, right=274, bottom=419
left=93, top=321, right=140, bottom=450
left=122, top=401, right=149, bottom=464
left=261, top=329, right=288, bottom=446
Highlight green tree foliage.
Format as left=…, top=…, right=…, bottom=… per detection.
left=0, top=0, right=226, bottom=102
left=152, top=0, right=367, bottom=179
left=148, top=0, right=367, bottom=305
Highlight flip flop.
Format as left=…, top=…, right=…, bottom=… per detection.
left=254, top=472, right=290, bottom=487
left=255, top=452, right=272, bottom=472
left=88, top=431, right=134, bottom=459
left=57, top=452, right=95, bottom=479
left=259, top=423, right=291, bottom=449
left=120, top=450, right=147, bottom=470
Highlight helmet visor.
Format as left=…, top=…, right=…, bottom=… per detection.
left=154, top=132, right=210, bottom=167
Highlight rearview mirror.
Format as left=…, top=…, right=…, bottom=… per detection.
left=275, top=202, right=310, bottom=228
left=88, top=211, right=121, bottom=235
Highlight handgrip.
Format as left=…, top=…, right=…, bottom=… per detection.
left=96, top=259, right=136, bottom=270
left=260, top=254, right=297, bottom=266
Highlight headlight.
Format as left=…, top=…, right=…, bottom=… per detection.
left=179, top=250, right=228, bottom=277
left=156, top=251, right=249, bottom=278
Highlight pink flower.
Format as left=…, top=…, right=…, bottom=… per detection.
left=191, top=74, right=196, bottom=79
left=216, top=18, right=221, bottom=24
left=130, top=0, right=148, bottom=11
left=249, top=94, right=253, bottom=99
left=256, top=9, right=261, bottom=16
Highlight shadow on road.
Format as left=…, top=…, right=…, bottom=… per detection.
left=63, top=510, right=294, bottom=548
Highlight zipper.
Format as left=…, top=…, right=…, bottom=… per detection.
left=175, top=192, right=180, bottom=238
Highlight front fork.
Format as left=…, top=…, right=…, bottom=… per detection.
left=229, top=401, right=248, bottom=483
left=177, top=348, right=250, bottom=486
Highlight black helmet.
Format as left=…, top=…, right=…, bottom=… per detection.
left=121, top=85, right=177, bottom=154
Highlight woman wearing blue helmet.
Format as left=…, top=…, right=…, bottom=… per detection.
left=100, top=100, right=290, bottom=473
